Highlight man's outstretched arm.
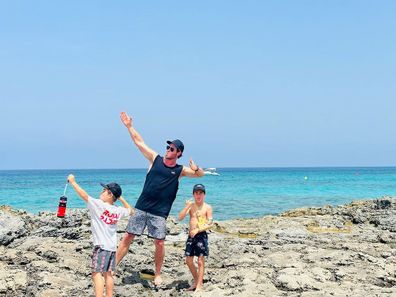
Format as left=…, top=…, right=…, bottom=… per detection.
left=181, top=158, right=204, bottom=178
left=120, top=111, right=157, bottom=163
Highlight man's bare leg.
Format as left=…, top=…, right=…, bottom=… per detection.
left=185, top=256, right=198, bottom=290
left=116, top=233, right=135, bottom=265
left=196, top=256, right=205, bottom=291
left=154, top=239, right=165, bottom=286
left=92, top=272, right=104, bottom=297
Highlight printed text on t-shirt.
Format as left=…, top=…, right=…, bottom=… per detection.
left=100, top=210, right=120, bottom=225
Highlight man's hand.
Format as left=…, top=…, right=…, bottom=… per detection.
left=120, top=112, right=132, bottom=128
left=189, top=158, right=198, bottom=171
left=67, top=174, right=75, bottom=184
left=120, top=111, right=158, bottom=163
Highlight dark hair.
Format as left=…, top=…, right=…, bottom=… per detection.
left=177, top=149, right=182, bottom=159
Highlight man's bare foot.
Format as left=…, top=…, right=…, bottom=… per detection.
left=186, top=284, right=196, bottom=291
left=154, top=275, right=163, bottom=286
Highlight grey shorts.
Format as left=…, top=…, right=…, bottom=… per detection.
left=91, top=246, right=115, bottom=273
left=126, top=209, right=167, bottom=240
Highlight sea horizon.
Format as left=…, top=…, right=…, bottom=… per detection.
left=1, top=166, right=396, bottom=220
left=2, top=165, right=396, bottom=171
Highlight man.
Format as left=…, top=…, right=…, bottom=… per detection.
left=116, top=111, right=204, bottom=286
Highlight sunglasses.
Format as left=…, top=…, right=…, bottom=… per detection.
left=166, top=145, right=179, bottom=152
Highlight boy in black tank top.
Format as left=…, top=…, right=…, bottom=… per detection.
left=116, top=112, right=205, bottom=286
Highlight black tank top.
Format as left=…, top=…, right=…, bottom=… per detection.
left=135, top=155, right=183, bottom=218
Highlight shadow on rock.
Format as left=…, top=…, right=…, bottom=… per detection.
left=121, top=271, right=151, bottom=287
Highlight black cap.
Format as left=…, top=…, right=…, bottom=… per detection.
left=193, top=184, right=206, bottom=193
left=166, top=139, right=184, bottom=153
left=100, top=182, right=122, bottom=199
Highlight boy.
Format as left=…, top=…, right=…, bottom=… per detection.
left=67, top=174, right=134, bottom=297
left=178, top=184, right=214, bottom=291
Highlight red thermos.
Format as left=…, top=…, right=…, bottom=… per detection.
left=57, top=195, right=67, bottom=218
left=57, top=183, right=68, bottom=218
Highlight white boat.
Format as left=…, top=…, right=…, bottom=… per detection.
left=203, top=168, right=220, bottom=176
left=204, top=171, right=220, bottom=176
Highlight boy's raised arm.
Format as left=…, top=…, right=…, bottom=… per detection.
left=67, top=174, right=89, bottom=202
left=178, top=200, right=194, bottom=221
left=118, top=196, right=135, bottom=216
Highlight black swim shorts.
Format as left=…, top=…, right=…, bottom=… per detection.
left=185, top=231, right=209, bottom=257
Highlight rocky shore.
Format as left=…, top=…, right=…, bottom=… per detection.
left=1, top=197, right=395, bottom=297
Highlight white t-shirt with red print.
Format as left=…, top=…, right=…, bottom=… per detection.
left=87, top=196, right=130, bottom=251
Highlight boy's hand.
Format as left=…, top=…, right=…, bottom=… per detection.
left=67, top=174, right=75, bottom=183
left=185, top=200, right=193, bottom=208
left=120, top=112, right=132, bottom=128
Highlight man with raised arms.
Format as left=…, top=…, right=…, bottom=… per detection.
left=116, top=111, right=204, bottom=286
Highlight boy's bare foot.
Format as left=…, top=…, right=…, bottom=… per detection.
left=154, top=275, right=163, bottom=286
left=186, top=285, right=196, bottom=291
left=193, top=287, right=203, bottom=296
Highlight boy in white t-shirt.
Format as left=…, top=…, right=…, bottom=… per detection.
left=67, top=174, right=134, bottom=297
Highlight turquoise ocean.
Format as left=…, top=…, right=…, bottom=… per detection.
left=1, top=167, right=396, bottom=220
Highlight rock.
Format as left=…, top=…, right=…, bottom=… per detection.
left=1, top=198, right=396, bottom=296
left=274, top=268, right=321, bottom=291
left=166, top=216, right=186, bottom=235
left=0, top=209, right=28, bottom=246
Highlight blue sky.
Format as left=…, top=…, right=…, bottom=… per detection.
left=1, top=1, right=395, bottom=169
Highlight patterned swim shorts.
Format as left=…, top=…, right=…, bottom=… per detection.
left=126, top=208, right=167, bottom=240
left=91, top=246, right=115, bottom=272
left=185, top=232, right=209, bottom=257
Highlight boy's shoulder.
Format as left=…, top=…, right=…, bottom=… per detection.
left=203, top=203, right=212, bottom=212
left=88, top=197, right=123, bottom=210
left=111, top=204, right=127, bottom=211
left=105, top=202, right=125, bottom=211
left=87, top=196, right=100, bottom=204
left=204, top=202, right=212, bottom=209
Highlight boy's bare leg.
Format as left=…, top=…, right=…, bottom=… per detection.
left=116, top=233, right=135, bottom=265
left=185, top=256, right=198, bottom=290
left=154, top=239, right=165, bottom=286
left=104, top=272, right=114, bottom=297
left=92, top=272, right=104, bottom=297
left=196, top=256, right=205, bottom=290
